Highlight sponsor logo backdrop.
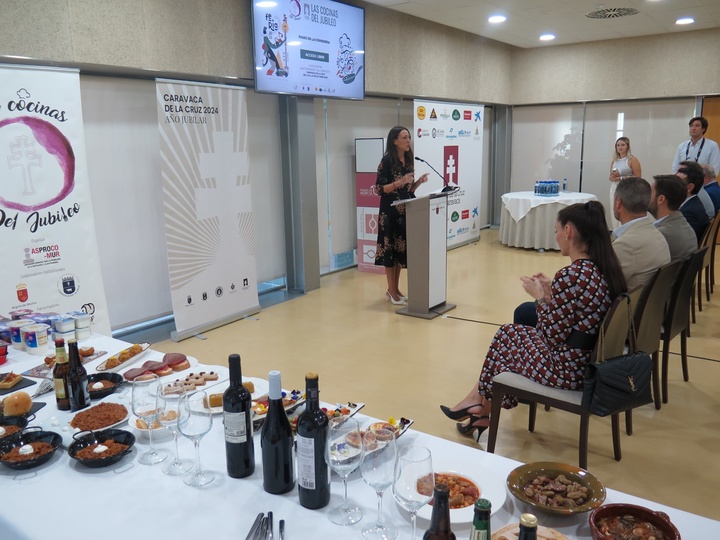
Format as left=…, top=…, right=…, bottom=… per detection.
left=0, top=65, right=110, bottom=333
left=156, top=81, right=259, bottom=338
left=413, top=100, right=484, bottom=248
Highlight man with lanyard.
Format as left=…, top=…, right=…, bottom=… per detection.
left=672, top=116, right=720, bottom=175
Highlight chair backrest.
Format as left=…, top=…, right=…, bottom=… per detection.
left=628, top=285, right=643, bottom=318
left=591, top=293, right=632, bottom=362
left=665, top=247, right=709, bottom=340
left=700, top=211, right=720, bottom=267
left=634, top=260, right=682, bottom=354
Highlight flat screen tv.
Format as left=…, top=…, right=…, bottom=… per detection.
left=251, top=0, right=365, bottom=100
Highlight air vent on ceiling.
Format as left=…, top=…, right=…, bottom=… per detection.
left=586, top=7, right=639, bottom=19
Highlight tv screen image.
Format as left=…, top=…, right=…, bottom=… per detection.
left=251, top=0, right=365, bottom=100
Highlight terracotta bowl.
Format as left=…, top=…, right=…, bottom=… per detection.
left=589, top=503, right=681, bottom=540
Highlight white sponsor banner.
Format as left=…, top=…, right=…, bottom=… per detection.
left=0, top=65, right=110, bottom=333
left=413, top=100, right=484, bottom=248
left=156, top=81, right=259, bottom=340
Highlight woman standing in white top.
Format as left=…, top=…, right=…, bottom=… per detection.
left=609, top=137, right=642, bottom=228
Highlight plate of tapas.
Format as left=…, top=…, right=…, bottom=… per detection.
left=204, top=376, right=268, bottom=403
left=23, top=347, right=106, bottom=379
left=95, top=343, right=150, bottom=373
left=120, top=354, right=197, bottom=382
left=415, top=468, right=507, bottom=524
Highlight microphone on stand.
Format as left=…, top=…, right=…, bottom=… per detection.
left=415, top=156, right=459, bottom=193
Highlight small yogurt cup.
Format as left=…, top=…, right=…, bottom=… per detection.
left=21, top=323, right=51, bottom=356
left=8, top=309, right=33, bottom=321
left=75, top=326, right=92, bottom=340
left=74, top=314, right=92, bottom=329
left=7, top=319, right=33, bottom=350
left=54, top=330, right=76, bottom=342
left=53, top=317, right=76, bottom=333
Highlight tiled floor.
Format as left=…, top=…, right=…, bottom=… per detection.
left=148, top=229, right=720, bottom=521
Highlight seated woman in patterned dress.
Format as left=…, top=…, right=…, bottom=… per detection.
left=440, top=201, right=627, bottom=440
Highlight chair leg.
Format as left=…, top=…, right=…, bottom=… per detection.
left=681, top=330, right=689, bottom=382
left=652, top=350, right=661, bottom=410
left=486, top=392, right=504, bottom=454
left=690, top=290, right=696, bottom=325
left=611, top=413, right=622, bottom=462
left=662, top=339, right=670, bottom=404
left=706, top=266, right=711, bottom=301
left=625, top=409, right=633, bottom=436
left=697, top=271, right=703, bottom=312
left=528, top=402, right=537, bottom=432
left=579, top=412, right=590, bottom=470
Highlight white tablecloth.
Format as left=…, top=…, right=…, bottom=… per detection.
left=2, top=334, right=719, bottom=539
left=499, top=191, right=597, bottom=250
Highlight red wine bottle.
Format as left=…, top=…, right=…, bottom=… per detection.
left=67, top=339, right=90, bottom=411
left=423, top=483, right=456, bottom=540
left=261, top=370, right=295, bottom=494
left=223, top=354, right=255, bottom=478
left=296, top=372, right=330, bottom=509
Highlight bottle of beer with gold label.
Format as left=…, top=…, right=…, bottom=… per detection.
left=52, top=339, right=70, bottom=411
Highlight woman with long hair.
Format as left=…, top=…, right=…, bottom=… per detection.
left=374, top=126, right=429, bottom=304
left=609, top=137, right=642, bottom=227
left=440, top=201, right=627, bottom=440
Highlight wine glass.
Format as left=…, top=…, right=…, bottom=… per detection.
left=158, top=385, right=193, bottom=476
left=392, top=445, right=434, bottom=540
left=131, top=374, right=168, bottom=465
left=177, top=390, right=214, bottom=487
left=325, top=416, right=364, bottom=525
left=360, top=428, right=398, bottom=540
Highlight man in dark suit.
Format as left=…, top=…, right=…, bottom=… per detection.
left=702, top=164, right=720, bottom=213
left=649, top=175, right=697, bottom=262
left=677, top=161, right=710, bottom=243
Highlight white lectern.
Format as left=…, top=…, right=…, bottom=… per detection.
left=393, top=192, right=456, bottom=319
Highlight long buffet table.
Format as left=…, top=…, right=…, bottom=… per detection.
left=499, top=191, right=598, bottom=250
left=2, top=334, right=719, bottom=539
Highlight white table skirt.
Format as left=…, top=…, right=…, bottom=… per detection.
left=2, top=334, right=719, bottom=539
left=499, top=191, right=597, bottom=250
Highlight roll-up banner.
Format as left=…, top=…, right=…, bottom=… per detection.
left=0, top=65, right=110, bottom=334
left=413, top=100, right=484, bottom=248
left=156, top=81, right=260, bottom=341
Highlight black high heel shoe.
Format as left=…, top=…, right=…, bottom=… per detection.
left=456, top=415, right=490, bottom=442
left=440, top=404, right=482, bottom=421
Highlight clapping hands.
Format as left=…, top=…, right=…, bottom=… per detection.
left=521, top=273, right=551, bottom=301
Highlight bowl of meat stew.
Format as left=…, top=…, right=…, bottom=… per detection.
left=589, top=503, right=681, bottom=540
left=506, top=461, right=606, bottom=515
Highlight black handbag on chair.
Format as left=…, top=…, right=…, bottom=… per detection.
left=581, top=296, right=653, bottom=417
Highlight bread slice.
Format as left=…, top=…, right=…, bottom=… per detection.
left=0, top=372, right=22, bottom=389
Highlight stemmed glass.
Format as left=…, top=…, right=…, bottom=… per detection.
left=392, top=445, right=434, bottom=540
left=360, top=428, right=398, bottom=540
left=177, top=390, right=214, bottom=487
left=158, top=385, right=193, bottom=476
left=325, top=416, right=364, bottom=525
left=131, top=374, right=168, bottom=465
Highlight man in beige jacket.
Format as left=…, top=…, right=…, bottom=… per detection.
left=612, top=177, right=671, bottom=291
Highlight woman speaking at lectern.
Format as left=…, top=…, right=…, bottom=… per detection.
left=374, top=126, right=429, bottom=305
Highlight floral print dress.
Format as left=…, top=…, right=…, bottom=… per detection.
left=374, top=154, right=414, bottom=268
left=478, top=259, right=612, bottom=409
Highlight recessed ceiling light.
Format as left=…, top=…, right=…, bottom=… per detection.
left=539, top=34, right=556, bottom=41
left=676, top=17, right=694, bottom=25
left=488, top=15, right=506, bottom=24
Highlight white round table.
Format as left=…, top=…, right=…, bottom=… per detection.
left=499, top=191, right=598, bottom=250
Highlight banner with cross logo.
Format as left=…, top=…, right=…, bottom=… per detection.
left=0, top=64, right=110, bottom=333
left=413, top=100, right=484, bottom=248
left=156, top=81, right=259, bottom=340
